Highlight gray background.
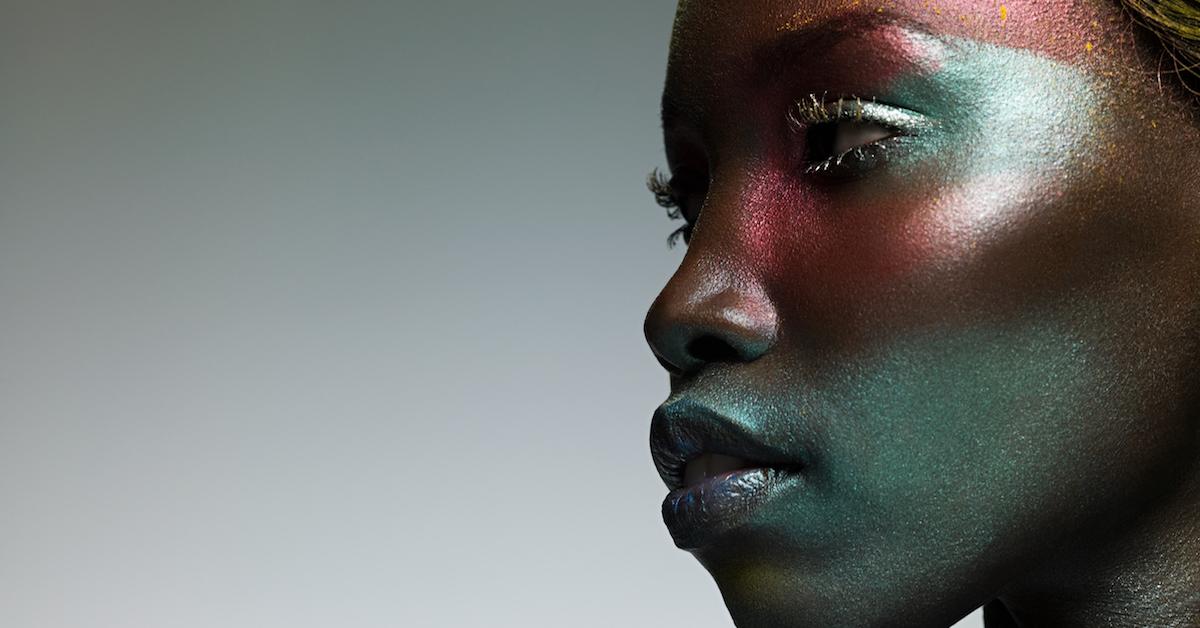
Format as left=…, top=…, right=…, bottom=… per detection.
left=0, top=2, right=982, bottom=626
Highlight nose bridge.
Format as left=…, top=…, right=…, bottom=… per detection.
left=644, top=246, right=779, bottom=374
left=674, top=253, right=772, bottom=325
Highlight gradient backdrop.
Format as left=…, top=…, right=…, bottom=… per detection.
left=0, top=2, right=982, bottom=626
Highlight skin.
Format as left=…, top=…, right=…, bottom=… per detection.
left=643, top=1, right=1200, bottom=626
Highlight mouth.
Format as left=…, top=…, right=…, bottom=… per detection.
left=684, top=452, right=759, bottom=487
left=650, top=401, right=807, bottom=550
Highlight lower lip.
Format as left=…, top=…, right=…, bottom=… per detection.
left=661, top=466, right=798, bottom=550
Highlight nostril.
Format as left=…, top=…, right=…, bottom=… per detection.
left=685, top=335, right=742, bottom=365
left=645, top=277, right=778, bottom=375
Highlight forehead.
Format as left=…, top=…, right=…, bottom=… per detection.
left=668, top=0, right=1133, bottom=86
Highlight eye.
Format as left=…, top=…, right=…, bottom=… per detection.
left=789, top=94, right=930, bottom=176
left=807, top=119, right=895, bottom=162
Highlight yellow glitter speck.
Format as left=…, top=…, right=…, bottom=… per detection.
left=1085, top=41, right=1093, bottom=52
left=999, top=5, right=1008, bottom=21
left=779, top=11, right=815, bottom=31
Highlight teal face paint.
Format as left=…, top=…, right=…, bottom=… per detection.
left=647, top=1, right=1200, bottom=625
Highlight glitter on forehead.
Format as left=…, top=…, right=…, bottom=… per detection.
left=770, top=0, right=1131, bottom=70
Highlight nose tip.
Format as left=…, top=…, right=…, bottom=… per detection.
left=644, top=277, right=778, bottom=376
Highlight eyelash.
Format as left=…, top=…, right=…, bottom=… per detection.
left=647, top=168, right=692, bottom=248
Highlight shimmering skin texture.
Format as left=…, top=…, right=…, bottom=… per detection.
left=645, top=1, right=1200, bottom=626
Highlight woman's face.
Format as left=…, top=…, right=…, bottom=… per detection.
left=645, top=1, right=1200, bottom=625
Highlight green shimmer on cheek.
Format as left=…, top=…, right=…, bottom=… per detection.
left=706, top=313, right=1123, bottom=626
left=822, top=319, right=1099, bottom=517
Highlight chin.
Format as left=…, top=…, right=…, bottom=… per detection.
left=696, top=545, right=993, bottom=628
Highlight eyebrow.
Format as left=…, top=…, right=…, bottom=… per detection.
left=661, top=10, right=940, bottom=132
left=756, top=12, right=939, bottom=83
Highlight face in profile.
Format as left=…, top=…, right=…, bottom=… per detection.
left=644, top=1, right=1200, bottom=626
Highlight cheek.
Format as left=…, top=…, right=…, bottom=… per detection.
left=740, top=168, right=1107, bottom=350
left=813, top=287, right=1198, bottom=549
left=799, top=150, right=1200, bottom=573
left=861, top=170, right=1143, bottom=321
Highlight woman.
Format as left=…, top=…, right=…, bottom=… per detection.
left=643, top=1, right=1200, bottom=626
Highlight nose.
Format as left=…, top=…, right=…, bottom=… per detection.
left=644, top=255, right=778, bottom=376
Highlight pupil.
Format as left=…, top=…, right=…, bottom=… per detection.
left=806, top=122, right=839, bottom=162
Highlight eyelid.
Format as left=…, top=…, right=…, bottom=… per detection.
left=787, top=93, right=933, bottom=133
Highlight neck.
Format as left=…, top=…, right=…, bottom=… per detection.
left=992, top=470, right=1200, bottom=627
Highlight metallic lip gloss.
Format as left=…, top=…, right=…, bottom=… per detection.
left=662, top=465, right=803, bottom=550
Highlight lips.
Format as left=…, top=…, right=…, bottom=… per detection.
left=650, top=399, right=807, bottom=549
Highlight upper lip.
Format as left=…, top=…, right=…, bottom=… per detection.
left=649, top=396, right=808, bottom=491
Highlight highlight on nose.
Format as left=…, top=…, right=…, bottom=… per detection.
left=644, top=282, right=778, bottom=375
